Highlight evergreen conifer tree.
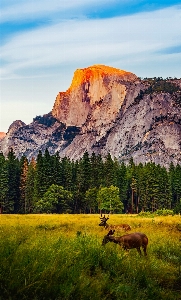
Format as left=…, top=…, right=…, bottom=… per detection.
left=60, top=157, right=73, bottom=191
left=19, top=157, right=29, bottom=213
left=116, top=162, right=128, bottom=213
left=26, top=157, right=36, bottom=212
left=6, top=148, right=20, bottom=213
left=0, top=153, right=8, bottom=213
left=103, top=153, right=116, bottom=187
left=34, top=150, right=45, bottom=201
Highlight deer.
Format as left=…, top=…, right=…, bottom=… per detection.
left=99, top=214, right=131, bottom=232
left=102, top=229, right=148, bottom=256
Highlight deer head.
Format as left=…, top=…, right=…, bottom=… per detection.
left=99, top=214, right=109, bottom=227
left=102, top=229, right=115, bottom=245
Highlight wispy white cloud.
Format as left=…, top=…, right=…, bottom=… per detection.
left=0, top=0, right=122, bottom=22
left=1, top=5, right=181, bottom=80
left=1, top=0, right=180, bottom=23
left=1, top=3, right=181, bottom=132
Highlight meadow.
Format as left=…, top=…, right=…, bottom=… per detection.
left=0, top=214, right=181, bottom=300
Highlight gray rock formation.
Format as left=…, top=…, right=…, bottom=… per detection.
left=1, top=65, right=181, bottom=168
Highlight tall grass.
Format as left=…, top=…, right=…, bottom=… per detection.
left=0, top=214, right=181, bottom=300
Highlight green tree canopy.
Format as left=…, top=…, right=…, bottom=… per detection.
left=35, top=184, right=73, bottom=213
left=97, top=185, right=123, bottom=213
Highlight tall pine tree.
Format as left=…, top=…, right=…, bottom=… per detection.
left=6, top=148, right=20, bottom=213
left=0, top=153, right=8, bottom=213
left=19, top=157, right=29, bottom=213
left=26, top=157, right=36, bottom=212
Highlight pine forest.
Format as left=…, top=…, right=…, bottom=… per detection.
left=0, top=148, right=181, bottom=215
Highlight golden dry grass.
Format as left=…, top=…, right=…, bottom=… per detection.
left=0, top=214, right=181, bottom=300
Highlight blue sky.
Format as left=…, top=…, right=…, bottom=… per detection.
left=1, top=0, right=181, bottom=132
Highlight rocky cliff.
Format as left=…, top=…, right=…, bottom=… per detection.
left=1, top=65, right=181, bottom=167
left=0, top=132, right=6, bottom=140
left=52, top=65, right=137, bottom=127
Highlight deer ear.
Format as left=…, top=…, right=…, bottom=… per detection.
left=107, top=230, right=114, bottom=236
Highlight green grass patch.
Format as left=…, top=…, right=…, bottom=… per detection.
left=0, top=214, right=181, bottom=300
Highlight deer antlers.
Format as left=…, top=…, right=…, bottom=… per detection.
left=100, top=213, right=109, bottom=222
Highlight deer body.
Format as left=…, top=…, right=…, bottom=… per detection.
left=99, top=215, right=131, bottom=232
left=102, top=231, right=148, bottom=256
left=104, top=223, right=131, bottom=231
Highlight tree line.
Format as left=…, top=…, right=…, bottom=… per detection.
left=0, top=148, right=181, bottom=214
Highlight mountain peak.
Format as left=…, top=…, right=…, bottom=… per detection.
left=1, top=65, right=181, bottom=168
left=68, top=64, right=137, bottom=92
left=52, top=64, right=138, bottom=127
left=8, top=120, right=26, bottom=135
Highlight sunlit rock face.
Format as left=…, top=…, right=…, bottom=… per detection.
left=1, top=64, right=181, bottom=168
left=0, top=132, right=6, bottom=140
left=52, top=65, right=138, bottom=127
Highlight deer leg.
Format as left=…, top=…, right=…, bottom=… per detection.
left=136, top=247, right=142, bottom=256
left=123, top=247, right=129, bottom=255
left=121, top=245, right=129, bottom=254
left=125, top=249, right=129, bottom=255
left=142, top=245, right=147, bottom=256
